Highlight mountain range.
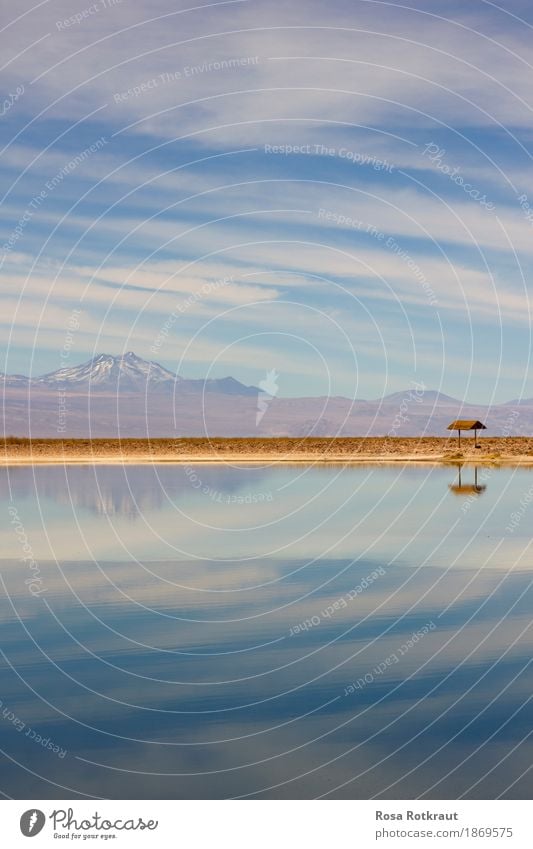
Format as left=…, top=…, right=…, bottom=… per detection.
left=1, top=352, right=259, bottom=396
left=1, top=352, right=528, bottom=437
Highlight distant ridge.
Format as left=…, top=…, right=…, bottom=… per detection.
left=0, top=352, right=528, bottom=437
left=378, top=389, right=462, bottom=405
left=3, top=352, right=259, bottom=396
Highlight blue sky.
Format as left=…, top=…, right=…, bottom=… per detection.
left=1, top=0, right=533, bottom=402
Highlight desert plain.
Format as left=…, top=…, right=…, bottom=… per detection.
left=2, top=436, right=533, bottom=465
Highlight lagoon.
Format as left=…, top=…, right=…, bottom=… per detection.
left=0, top=463, right=532, bottom=798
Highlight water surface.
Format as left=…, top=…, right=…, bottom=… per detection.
left=1, top=463, right=532, bottom=798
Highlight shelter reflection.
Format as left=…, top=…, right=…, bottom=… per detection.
left=448, top=465, right=487, bottom=496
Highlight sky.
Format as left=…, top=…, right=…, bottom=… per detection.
left=1, top=0, right=533, bottom=402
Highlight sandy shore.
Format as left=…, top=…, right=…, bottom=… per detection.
left=2, top=437, right=533, bottom=465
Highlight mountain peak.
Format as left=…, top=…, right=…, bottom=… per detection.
left=21, top=353, right=259, bottom=396
left=91, top=351, right=141, bottom=363
left=36, top=352, right=177, bottom=389
left=379, top=389, right=462, bottom=405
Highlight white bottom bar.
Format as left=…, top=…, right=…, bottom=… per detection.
left=1, top=799, right=531, bottom=847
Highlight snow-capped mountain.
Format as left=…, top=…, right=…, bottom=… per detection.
left=36, top=352, right=177, bottom=390
left=4, top=352, right=259, bottom=395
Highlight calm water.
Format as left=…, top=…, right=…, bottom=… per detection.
left=1, top=462, right=532, bottom=799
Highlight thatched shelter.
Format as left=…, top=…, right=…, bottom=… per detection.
left=447, top=419, right=486, bottom=448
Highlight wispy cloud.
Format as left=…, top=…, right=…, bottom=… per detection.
left=2, top=0, right=533, bottom=399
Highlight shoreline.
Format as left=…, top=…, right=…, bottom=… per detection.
left=2, top=459, right=533, bottom=466
left=1, top=437, right=532, bottom=466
